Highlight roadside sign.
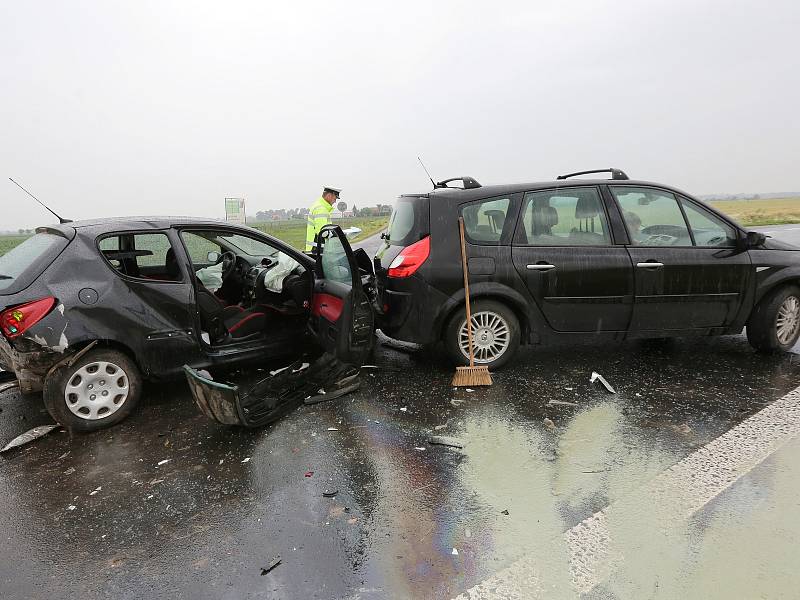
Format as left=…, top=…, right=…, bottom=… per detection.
left=225, top=198, right=246, bottom=224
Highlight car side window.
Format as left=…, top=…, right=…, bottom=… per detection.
left=612, top=187, right=692, bottom=246
left=516, top=187, right=610, bottom=246
left=680, top=199, right=737, bottom=247
left=460, top=197, right=511, bottom=244
left=180, top=231, right=223, bottom=266
left=98, top=233, right=180, bottom=281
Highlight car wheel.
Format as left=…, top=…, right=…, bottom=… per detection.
left=43, top=348, right=142, bottom=432
left=746, top=285, right=800, bottom=353
left=444, top=299, right=520, bottom=370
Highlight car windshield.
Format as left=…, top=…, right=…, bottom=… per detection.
left=218, top=233, right=279, bottom=257
left=0, top=233, right=67, bottom=292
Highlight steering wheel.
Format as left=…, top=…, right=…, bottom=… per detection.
left=219, top=251, right=237, bottom=281
left=643, top=233, right=679, bottom=245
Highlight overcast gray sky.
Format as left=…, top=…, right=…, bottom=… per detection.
left=2, top=0, right=798, bottom=229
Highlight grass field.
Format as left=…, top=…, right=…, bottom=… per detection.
left=0, top=234, right=32, bottom=256
left=708, top=198, right=800, bottom=226
left=250, top=216, right=389, bottom=250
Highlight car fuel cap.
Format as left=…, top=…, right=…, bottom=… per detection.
left=78, top=288, right=99, bottom=305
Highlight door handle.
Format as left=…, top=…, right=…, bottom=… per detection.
left=527, top=263, right=556, bottom=271
left=636, top=262, right=664, bottom=269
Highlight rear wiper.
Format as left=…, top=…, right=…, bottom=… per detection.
left=0, top=275, right=12, bottom=280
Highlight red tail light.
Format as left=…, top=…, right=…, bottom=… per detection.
left=387, top=236, right=430, bottom=278
left=1, top=297, right=57, bottom=339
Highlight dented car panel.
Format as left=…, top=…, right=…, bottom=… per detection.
left=185, top=354, right=361, bottom=427
left=1, top=217, right=375, bottom=430
left=0, top=333, right=63, bottom=393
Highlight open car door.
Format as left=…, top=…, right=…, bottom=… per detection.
left=183, top=225, right=375, bottom=427
left=309, top=224, right=375, bottom=366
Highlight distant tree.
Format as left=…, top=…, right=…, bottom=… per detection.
left=18, top=229, right=25, bottom=234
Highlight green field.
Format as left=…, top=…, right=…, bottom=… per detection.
left=708, top=197, right=800, bottom=226
left=0, top=234, right=32, bottom=256
left=250, top=216, right=389, bottom=250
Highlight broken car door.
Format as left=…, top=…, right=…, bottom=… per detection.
left=184, top=225, right=375, bottom=427
left=310, top=224, right=375, bottom=366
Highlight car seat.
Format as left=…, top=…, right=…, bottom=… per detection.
left=166, top=248, right=266, bottom=344
left=570, top=194, right=605, bottom=243
left=531, top=204, right=558, bottom=238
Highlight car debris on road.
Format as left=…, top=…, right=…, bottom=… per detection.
left=0, top=424, right=60, bottom=453
left=590, top=371, right=616, bottom=394
left=428, top=436, right=464, bottom=449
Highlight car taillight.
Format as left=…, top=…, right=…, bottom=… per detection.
left=387, top=236, right=430, bottom=278
left=1, top=297, right=57, bottom=339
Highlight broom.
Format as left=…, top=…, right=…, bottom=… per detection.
left=452, top=217, right=493, bottom=387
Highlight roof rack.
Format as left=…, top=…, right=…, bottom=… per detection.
left=435, top=176, right=482, bottom=190
left=556, top=168, right=629, bottom=181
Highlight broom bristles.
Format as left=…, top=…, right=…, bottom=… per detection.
left=451, top=365, right=492, bottom=387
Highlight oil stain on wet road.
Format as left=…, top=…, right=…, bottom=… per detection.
left=0, top=334, right=798, bottom=599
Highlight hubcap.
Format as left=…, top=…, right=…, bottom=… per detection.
left=776, top=295, right=800, bottom=345
left=64, top=361, right=129, bottom=420
left=458, top=310, right=511, bottom=364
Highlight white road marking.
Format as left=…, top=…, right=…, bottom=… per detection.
left=455, top=384, right=800, bottom=599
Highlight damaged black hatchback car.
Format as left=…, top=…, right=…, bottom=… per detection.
left=0, top=218, right=375, bottom=431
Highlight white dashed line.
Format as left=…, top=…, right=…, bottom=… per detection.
left=455, top=385, right=800, bottom=599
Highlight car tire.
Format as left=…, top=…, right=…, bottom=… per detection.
left=444, top=299, right=520, bottom=370
left=746, top=285, right=800, bottom=353
left=43, top=348, right=142, bottom=432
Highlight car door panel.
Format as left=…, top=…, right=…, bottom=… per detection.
left=626, top=247, right=751, bottom=329
left=309, top=225, right=375, bottom=365
left=510, top=186, right=634, bottom=332
left=512, top=248, right=634, bottom=331
left=612, top=186, right=752, bottom=330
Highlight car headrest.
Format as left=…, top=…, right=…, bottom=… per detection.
left=575, top=195, right=600, bottom=219
left=165, top=247, right=180, bottom=278
left=533, top=205, right=559, bottom=228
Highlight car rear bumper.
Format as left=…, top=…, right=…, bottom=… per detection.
left=380, top=275, right=446, bottom=346
left=0, top=335, right=61, bottom=394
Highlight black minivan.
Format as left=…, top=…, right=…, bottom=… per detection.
left=376, top=169, right=800, bottom=369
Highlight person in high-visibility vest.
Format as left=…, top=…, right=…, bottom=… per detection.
left=305, top=187, right=340, bottom=252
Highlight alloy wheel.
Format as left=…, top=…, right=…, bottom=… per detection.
left=458, top=310, right=511, bottom=364
left=776, top=295, right=800, bottom=346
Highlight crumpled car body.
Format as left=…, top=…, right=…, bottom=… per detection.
left=0, top=218, right=375, bottom=430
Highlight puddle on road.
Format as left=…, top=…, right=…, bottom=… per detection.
left=0, top=335, right=797, bottom=598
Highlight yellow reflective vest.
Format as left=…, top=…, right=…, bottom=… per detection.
left=305, top=197, right=334, bottom=251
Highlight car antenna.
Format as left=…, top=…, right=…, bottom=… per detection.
left=8, top=177, right=71, bottom=224
left=417, top=156, right=437, bottom=189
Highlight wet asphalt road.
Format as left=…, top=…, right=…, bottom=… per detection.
left=2, top=337, right=800, bottom=599
left=1, top=228, right=800, bottom=599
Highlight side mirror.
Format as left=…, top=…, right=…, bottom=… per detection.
left=745, top=231, right=766, bottom=248
left=207, top=251, right=220, bottom=263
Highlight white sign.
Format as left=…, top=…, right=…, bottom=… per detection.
left=225, top=198, right=246, bottom=224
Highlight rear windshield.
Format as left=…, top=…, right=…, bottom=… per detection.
left=0, top=232, right=69, bottom=294
left=386, top=196, right=429, bottom=246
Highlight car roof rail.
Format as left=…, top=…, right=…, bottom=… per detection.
left=435, top=176, right=482, bottom=190
left=556, top=168, right=629, bottom=181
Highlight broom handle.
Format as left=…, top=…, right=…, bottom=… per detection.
left=458, top=217, right=475, bottom=367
